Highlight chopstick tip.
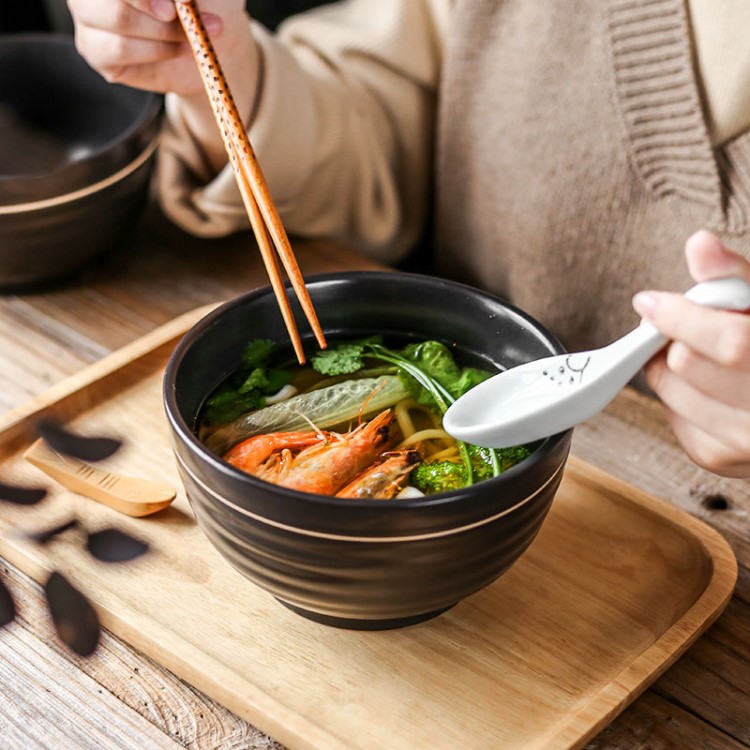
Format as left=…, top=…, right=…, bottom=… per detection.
left=292, top=339, right=307, bottom=365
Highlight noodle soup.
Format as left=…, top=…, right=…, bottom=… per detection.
left=199, top=336, right=532, bottom=498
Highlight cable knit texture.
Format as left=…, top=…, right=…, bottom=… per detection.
left=436, top=0, right=750, bottom=352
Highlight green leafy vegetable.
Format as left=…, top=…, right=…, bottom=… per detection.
left=311, top=339, right=489, bottom=410
left=204, top=390, right=264, bottom=425
left=203, top=340, right=293, bottom=425
left=311, top=344, right=366, bottom=376
left=206, top=336, right=534, bottom=494
left=367, top=344, right=454, bottom=413
left=453, top=367, right=492, bottom=398
left=238, top=368, right=269, bottom=394
left=241, top=339, right=276, bottom=368
left=400, top=341, right=463, bottom=400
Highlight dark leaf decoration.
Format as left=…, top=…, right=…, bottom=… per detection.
left=0, top=480, right=47, bottom=506
left=44, top=571, right=100, bottom=657
left=86, top=528, right=149, bottom=563
left=38, top=421, right=122, bottom=463
left=27, top=518, right=79, bottom=545
left=0, top=575, right=16, bottom=628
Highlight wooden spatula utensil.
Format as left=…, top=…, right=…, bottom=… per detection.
left=24, top=439, right=176, bottom=517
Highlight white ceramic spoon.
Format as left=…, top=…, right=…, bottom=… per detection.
left=443, top=277, right=750, bottom=448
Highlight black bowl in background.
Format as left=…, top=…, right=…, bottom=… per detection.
left=164, top=272, right=573, bottom=630
left=0, top=34, right=162, bottom=205
left=0, top=34, right=162, bottom=290
left=0, top=145, right=155, bottom=291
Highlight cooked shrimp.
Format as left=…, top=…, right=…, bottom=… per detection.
left=336, top=450, right=420, bottom=499
left=223, top=431, right=330, bottom=473
left=256, top=409, right=396, bottom=495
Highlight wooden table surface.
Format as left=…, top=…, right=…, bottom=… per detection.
left=1, top=204, right=749, bottom=750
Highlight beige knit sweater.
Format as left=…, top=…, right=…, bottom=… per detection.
left=159, top=0, right=750, bottom=350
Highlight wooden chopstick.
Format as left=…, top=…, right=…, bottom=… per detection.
left=174, top=0, right=327, bottom=363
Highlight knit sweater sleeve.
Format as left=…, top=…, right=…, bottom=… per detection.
left=156, top=0, right=448, bottom=264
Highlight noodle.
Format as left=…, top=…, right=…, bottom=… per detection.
left=394, top=400, right=417, bottom=438
left=429, top=446, right=460, bottom=461
left=395, top=399, right=444, bottom=438
left=397, top=428, right=454, bottom=448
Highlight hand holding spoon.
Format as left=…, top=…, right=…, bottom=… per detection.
left=443, top=277, right=750, bottom=448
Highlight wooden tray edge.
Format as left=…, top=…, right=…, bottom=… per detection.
left=553, top=457, right=738, bottom=750
left=0, top=302, right=358, bottom=750
left=0, top=304, right=218, bottom=446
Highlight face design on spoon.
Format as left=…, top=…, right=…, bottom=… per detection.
left=541, top=353, right=592, bottom=387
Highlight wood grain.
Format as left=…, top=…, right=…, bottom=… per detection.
left=653, top=588, right=750, bottom=744
left=589, top=691, right=748, bottom=750
left=0, top=205, right=747, bottom=749
left=0, top=563, right=185, bottom=750
left=1, top=560, right=283, bottom=750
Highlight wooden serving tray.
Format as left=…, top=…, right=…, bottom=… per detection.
left=0, top=308, right=737, bottom=750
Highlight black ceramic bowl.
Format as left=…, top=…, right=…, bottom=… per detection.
left=0, top=34, right=162, bottom=290
left=164, top=272, right=573, bottom=630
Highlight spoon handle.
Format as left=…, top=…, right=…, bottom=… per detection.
left=683, top=276, right=750, bottom=308
left=602, top=276, right=750, bottom=387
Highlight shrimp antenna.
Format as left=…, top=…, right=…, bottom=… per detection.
left=358, top=379, right=388, bottom=425
left=287, top=409, right=331, bottom=443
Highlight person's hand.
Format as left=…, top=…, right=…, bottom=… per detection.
left=68, top=0, right=252, bottom=96
left=633, top=230, right=750, bottom=478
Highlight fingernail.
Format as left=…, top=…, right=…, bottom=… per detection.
left=632, top=291, right=660, bottom=318
left=202, top=13, right=223, bottom=35
left=151, top=0, right=176, bottom=22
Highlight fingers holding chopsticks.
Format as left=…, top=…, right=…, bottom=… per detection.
left=71, top=1, right=184, bottom=41
left=68, top=0, right=245, bottom=95
left=70, top=0, right=324, bottom=358
left=70, top=0, right=262, bottom=181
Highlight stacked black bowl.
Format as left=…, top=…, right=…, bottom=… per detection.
left=0, top=34, right=162, bottom=290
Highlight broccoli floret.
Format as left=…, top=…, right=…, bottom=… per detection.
left=411, top=444, right=533, bottom=495
left=411, top=461, right=468, bottom=494
left=496, top=445, right=532, bottom=471
left=466, top=444, right=531, bottom=478
left=466, top=445, right=495, bottom=482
